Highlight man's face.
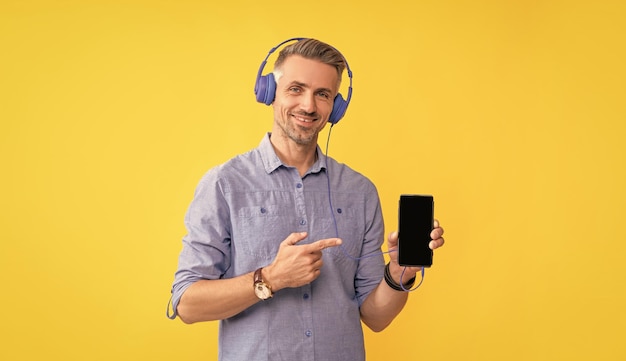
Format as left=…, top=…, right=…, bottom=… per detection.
left=272, top=55, right=339, bottom=146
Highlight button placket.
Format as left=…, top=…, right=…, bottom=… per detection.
left=293, top=176, right=308, bottom=231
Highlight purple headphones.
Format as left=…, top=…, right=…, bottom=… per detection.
left=254, top=37, right=353, bottom=125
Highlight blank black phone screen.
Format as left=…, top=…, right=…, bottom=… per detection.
left=398, top=194, right=434, bottom=267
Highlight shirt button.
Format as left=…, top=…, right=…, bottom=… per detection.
left=303, top=293, right=309, bottom=300
left=296, top=183, right=303, bottom=188
left=337, top=208, right=343, bottom=214
left=260, top=207, right=267, bottom=214
left=300, top=219, right=306, bottom=225
left=305, top=330, right=312, bottom=337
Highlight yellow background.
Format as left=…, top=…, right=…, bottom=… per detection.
left=1, top=0, right=625, bottom=360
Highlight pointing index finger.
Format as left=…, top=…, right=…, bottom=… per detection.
left=313, top=238, right=342, bottom=251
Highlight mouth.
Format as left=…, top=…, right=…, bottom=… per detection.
left=291, top=112, right=318, bottom=123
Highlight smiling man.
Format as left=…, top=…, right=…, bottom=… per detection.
left=168, top=38, right=445, bottom=361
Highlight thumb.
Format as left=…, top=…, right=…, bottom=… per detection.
left=282, top=232, right=308, bottom=247
left=387, top=231, right=399, bottom=248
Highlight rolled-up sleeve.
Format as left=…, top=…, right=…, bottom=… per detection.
left=170, top=168, right=232, bottom=317
left=354, top=184, right=385, bottom=306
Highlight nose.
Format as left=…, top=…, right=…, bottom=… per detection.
left=299, top=91, right=316, bottom=114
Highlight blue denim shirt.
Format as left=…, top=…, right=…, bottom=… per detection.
left=171, top=133, right=385, bottom=361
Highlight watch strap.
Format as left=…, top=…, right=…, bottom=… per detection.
left=254, top=268, right=264, bottom=284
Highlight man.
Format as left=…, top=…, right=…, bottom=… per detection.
left=169, top=38, right=445, bottom=361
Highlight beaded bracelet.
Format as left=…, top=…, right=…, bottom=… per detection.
left=384, top=263, right=416, bottom=291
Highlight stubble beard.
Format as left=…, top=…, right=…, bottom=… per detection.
left=276, top=115, right=319, bottom=146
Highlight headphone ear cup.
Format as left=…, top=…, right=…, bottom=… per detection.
left=255, top=73, right=277, bottom=105
left=329, top=93, right=348, bottom=125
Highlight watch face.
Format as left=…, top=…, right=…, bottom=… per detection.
left=255, top=283, right=272, bottom=300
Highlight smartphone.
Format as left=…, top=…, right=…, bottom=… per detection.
left=398, top=194, right=434, bottom=267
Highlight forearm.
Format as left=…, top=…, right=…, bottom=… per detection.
left=359, top=278, right=409, bottom=332
left=360, top=263, right=417, bottom=332
left=177, top=272, right=259, bottom=324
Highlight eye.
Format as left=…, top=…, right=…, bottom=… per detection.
left=316, top=91, right=331, bottom=99
left=288, top=86, right=302, bottom=93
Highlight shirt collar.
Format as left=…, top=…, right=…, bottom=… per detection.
left=258, top=132, right=326, bottom=175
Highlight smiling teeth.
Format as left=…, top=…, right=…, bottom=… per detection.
left=295, top=116, right=313, bottom=122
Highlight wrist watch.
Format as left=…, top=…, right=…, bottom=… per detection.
left=253, top=268, right=273, bottom=300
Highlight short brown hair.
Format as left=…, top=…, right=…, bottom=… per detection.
left=273, top=39, right=346, bottom=82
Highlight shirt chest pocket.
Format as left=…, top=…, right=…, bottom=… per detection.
left=312, top=206, right=364, bottom=261
left=235, top=204, right=292, bottom=261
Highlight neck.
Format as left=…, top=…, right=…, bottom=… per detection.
left=269, top=133, right=318, bottom=177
